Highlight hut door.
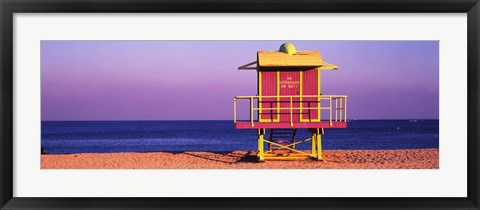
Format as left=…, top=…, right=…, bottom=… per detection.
left=259, top=71, right=278, bottom=122
left=301, top=69, right=320, bottom=122
left=279, top=72, right=300, bottom=123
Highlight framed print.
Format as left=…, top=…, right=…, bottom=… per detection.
left=1, top=0, right=479, bottom=209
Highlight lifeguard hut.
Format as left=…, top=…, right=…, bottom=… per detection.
left=234, top=43, right=348, bottom=161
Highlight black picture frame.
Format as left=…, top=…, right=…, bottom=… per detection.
left=1, top=0, right=479, bottom=209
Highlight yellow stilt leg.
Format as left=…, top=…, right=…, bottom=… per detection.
left=316, top=132, right=323, bottom=160
left=309, top=128, right=324, bottom=160
left=258, top=129, right=265, bottom=161
left=311, top=132, right=317, bottom=156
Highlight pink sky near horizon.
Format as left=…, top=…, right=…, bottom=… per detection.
left=41, top=41, right=439, bottom=121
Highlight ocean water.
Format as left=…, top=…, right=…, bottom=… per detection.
left=41, top=120, right=439, bottom=154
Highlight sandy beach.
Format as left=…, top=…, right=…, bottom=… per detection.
left=41, top=148, right=438, bottom=169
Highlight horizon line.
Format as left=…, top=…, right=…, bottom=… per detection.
left=41, top=119, right=440, bottom=122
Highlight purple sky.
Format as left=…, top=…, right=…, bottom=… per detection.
left=41, top=41, right=439, bottom=120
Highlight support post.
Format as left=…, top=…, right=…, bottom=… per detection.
left=345, top=97, right=347, bottom=122
left=316, top=129, right=323, bottom=160
left=233, top=98, right=237, bottom=123
left=311, top=131, right=317, bottom=156
left=257, top=128, right=265, bottom=161
left=340, top=98, right=343, bottom=122
left=310, top=128, right=324, bottom=160
left=250, top=97, right=254, bottom=127
left=329, top=96, right=332, bottom=126
left=268, top=129, right=272, bottom=152
left=335, top=99, right=338, bottom=122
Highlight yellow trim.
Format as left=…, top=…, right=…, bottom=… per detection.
left=258, top=50, right=322, bottom=67
left=263, top=139, right=312, bottom=156
left=318, top=61, right=339, bottom=70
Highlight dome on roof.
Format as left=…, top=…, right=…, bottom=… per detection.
left=279, top=43, right=297, bottom=55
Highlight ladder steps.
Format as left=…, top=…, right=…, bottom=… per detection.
left=268, top=128, right=298, bottom=152
left=268, top=129, right=297, bottom=146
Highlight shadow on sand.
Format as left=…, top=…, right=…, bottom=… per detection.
left=40, top=149, right=260, bottom=164
left=178, top=151, right=259, bottom=164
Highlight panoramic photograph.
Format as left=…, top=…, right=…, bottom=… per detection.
left=40, top=40, right=439, bottom=169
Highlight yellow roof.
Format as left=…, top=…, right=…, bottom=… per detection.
left=319, top=61, right=339, bottom=70
left=257, top=50, right=323, bottom=67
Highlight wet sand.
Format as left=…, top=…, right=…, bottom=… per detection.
left=41, top=148, right=438, bottom=169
